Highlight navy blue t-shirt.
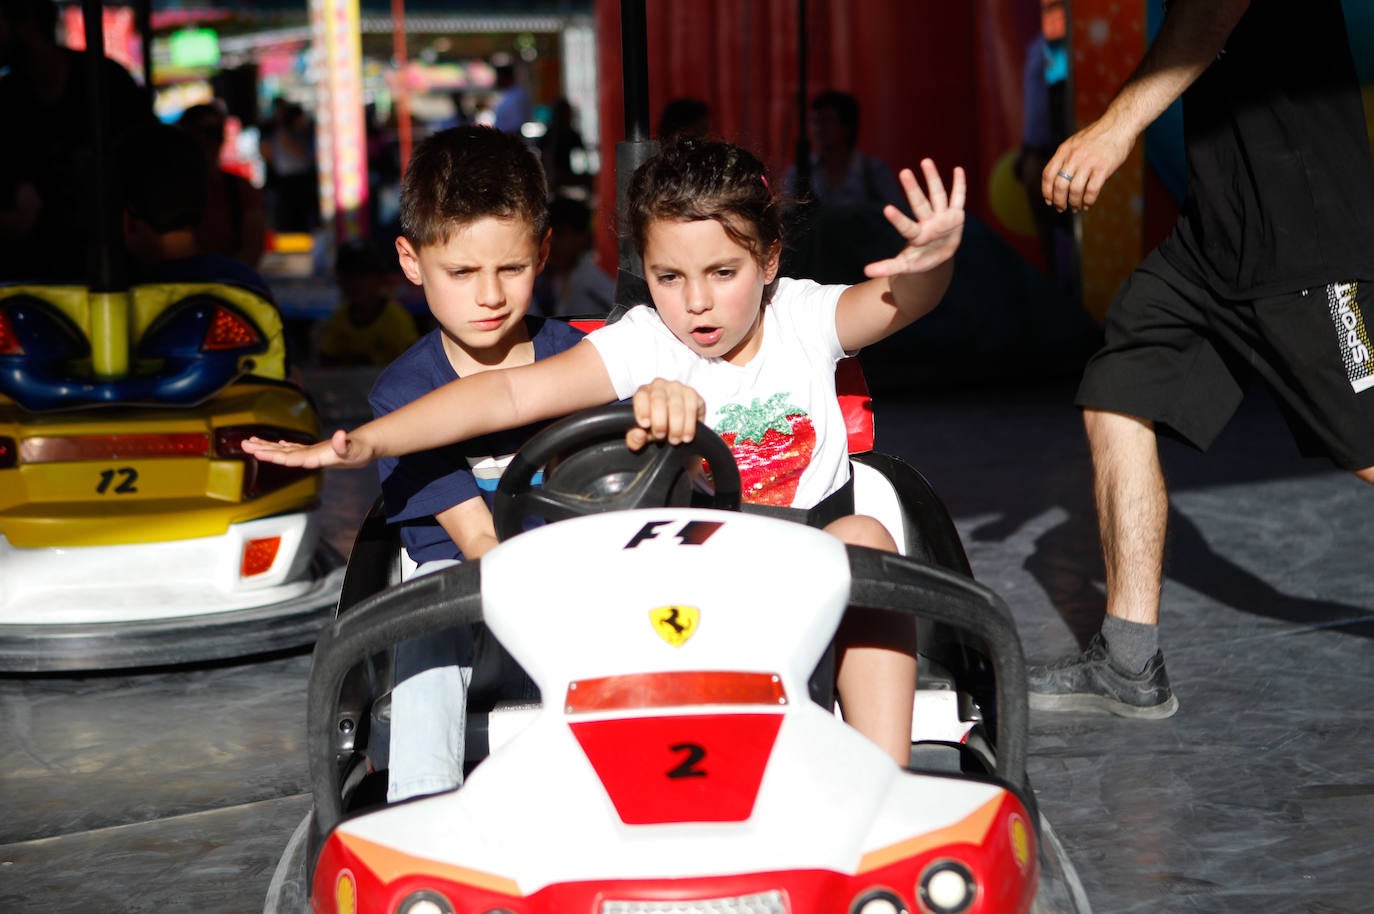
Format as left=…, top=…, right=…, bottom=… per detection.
left=369, top=316, right=586, bottom=564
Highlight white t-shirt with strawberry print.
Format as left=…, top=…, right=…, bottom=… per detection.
left=587, top=277, right=850, bottom=509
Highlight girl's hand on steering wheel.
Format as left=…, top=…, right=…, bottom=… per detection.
left=628, top=379, right=706, bottom=450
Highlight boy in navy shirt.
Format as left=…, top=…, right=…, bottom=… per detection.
left=371, top=125, right=584, bottom=800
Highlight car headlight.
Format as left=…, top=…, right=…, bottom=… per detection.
left=396, top=890, right=456, bottom=914
left=335, top=870, right=357, bottom=914
left=917, top=861, right=976, bottom=914
left=851, top=887, right=908, bottom=914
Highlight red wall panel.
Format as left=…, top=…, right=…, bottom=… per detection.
left=594, top=0, right=990, bottom=276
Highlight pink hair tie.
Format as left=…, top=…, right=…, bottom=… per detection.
left=760, top=173, right=771, bottom=191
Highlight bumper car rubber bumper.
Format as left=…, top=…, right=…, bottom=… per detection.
left=0, top=510, right=346, bottom=672
left=0, top=545, right=343, bottom=672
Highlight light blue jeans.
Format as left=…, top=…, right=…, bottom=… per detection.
left=386, top=559, right=538, bottom=802
left=387, top=559, right=469, bottom=802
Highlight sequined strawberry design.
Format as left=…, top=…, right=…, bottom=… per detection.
left=714, top=393, right=814, bottom=506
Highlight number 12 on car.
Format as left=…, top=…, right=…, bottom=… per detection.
left=96, top=467, right=139, bottom=494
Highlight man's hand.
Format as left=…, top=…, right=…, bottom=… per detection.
left=1041, top=0, right=1251, bottom=213
left=1041, top=112, right=1136, bottom=213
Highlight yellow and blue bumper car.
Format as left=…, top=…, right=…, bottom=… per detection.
left=0, top=280, right=345, bottom=671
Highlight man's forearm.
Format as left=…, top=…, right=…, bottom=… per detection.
left=1108, top=0, right=1250, bottom=136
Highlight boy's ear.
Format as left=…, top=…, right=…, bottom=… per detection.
left=395, top=236, right=423, bottom=285
left=536, top=227, right=552, bottom=272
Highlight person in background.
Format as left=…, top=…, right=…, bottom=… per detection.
left=259, top=99, right=317, bottom=232
left=782, top=90, right=909, bottom=285
left=655, top=97, right=712, bottom=143
left=540, top=97, right=591, bottom=196
left=532, top=196, right=613, bottom=317
left=491, top=57, right=532, bottom=137
left=785, top=90, right=905, bottom=213
left=1014, top=0, right=1076, bottom=298
left=178, top=102, right=267, bottom=269
left=116, top=121, right=272, bottom=298
left=316, top=239, right=418, bottom=368
left=0, top=0, right=152, bottom=282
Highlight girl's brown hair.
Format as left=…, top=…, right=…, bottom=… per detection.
left=627, top=138, right=783, bottom=301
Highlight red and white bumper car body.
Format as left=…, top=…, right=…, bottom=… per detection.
left=311, top=510, right=1038, bottom=914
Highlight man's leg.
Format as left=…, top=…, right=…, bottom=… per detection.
left=1089, top=409, right=1166, bottom=627
left=1027, top=408, right=1179, bottom=719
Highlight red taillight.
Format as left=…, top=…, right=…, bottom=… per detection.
left=0, top=310, right=24, bottom=355
left=21, top=433, right=210, bottom=463
left=241, top=536, right=282, bottom=576
left=215, top=424, right=317, bottom=499
left=0, top=436, right=16, bottom=469
left=202, top=305, right=262, bottom=352
left=565, top=671, right=788, bottom=714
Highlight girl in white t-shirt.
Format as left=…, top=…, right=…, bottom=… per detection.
left=246, top=138, right=966, bottom=766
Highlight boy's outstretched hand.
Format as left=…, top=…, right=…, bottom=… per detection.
left=626, top=379, right=706, bottom=450
left=242, top=428, right=375, bottom=469
left=863, top=158, right=966, bottom=279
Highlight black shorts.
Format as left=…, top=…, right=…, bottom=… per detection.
left=1076, top=248, right=1374, bottom=470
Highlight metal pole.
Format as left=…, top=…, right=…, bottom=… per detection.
left=391, top=0, right=413, bottom=175
left=82, top=0, right=124, bottom=294
left=793, top=0, right=811, bottom=199
left=611, top=0, right=658, bottom=317
left=136, top=0, right=153, bottom=110
left=620, top=0, right=650, bottom=142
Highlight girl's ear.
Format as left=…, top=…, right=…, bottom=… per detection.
left=762, top=241, right=782, bottom=284
left=395, top=237, right=423, bottom=285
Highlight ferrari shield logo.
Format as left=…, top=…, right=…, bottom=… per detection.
left=650, top=605, right=699, bottom=646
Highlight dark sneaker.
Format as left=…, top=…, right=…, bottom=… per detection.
left=1028, top=634, right=1179, bottom=719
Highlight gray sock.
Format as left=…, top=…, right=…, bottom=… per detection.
left=1100, top=616, right=1159, bottom=675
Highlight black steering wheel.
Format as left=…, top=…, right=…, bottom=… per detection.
left=492, top=403, right=742, bottom=541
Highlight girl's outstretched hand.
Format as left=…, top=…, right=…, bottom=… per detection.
left=627, top=379, right=706, bottom=450
left=863, top=158, right=966, bottom=279
left=242, top=428, right=374, bottom=469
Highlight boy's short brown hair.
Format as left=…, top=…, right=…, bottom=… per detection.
left=399, top=124, right=549, bottom=249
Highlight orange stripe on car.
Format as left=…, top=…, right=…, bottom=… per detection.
left=336, top=831, right=522, bottom=896
left=856, top=793, right=1004, bottom=872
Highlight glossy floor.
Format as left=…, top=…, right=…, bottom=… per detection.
left=2, top=375, right=1371, bottom=913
